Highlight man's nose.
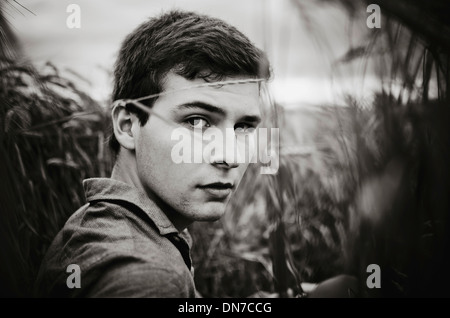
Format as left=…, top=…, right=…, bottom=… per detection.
left=211, top=158, right=239, bottom=169
left=209, top=131, right=240, bottom=169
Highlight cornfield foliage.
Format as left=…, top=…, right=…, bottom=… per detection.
left=1, top=0, right=450, bottom=297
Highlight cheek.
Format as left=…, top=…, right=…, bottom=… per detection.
left=136, top=126, right=191, bottom=187
left=136, top=127, right=170, bottom=176
left=139, top=119, right=176, bottom=158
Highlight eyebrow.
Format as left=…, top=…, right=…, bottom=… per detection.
left=173, top=101, right=262, bottom=124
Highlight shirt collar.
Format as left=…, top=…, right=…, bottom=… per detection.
left=83, top=177, right=179, bottom=236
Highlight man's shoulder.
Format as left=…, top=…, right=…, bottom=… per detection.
left=35, top=200, right=194, bottom=297
left=82, top=252, right=196, bottom=297
left=35, top=244, right=195, bottom=297
left=43, top=199, right=164, bottom=266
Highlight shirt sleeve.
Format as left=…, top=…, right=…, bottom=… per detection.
left=77, top=253, right=194, bottom=298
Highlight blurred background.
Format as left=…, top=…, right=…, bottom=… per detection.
left=1, top=0, right=450, bottom=297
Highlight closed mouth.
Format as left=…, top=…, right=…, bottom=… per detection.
left=198, top=182, right=234, bottom=190
left=197, top=182, right=235, bottom=199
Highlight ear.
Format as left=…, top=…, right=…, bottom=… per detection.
left=111, top=104, right=139, bottom=151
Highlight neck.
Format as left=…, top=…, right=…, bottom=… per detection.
left=110, top=151, right=142, bottom=189
left=110, top=150, right=193, bottom=232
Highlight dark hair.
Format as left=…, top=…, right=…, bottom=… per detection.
left=109, top=10, right=271, bottom=155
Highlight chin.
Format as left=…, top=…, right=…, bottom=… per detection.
left=190, top=202, right=227, bottom=221
left=197, top=214, right=223, bottom=222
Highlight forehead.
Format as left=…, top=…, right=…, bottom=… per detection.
left=156, top=72, right=261, bottom=115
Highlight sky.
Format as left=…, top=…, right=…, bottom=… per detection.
left=6, top=0, right=381, bottom=107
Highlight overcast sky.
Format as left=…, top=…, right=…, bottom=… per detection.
left=7, top=0, right=379, bottom=107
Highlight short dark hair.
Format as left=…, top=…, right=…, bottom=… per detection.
left=109, top=10, right=271, bottom=155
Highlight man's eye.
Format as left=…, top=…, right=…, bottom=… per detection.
left=186, top=117, right=210, bottom=129
left=235, top=123, right=256, bottom=134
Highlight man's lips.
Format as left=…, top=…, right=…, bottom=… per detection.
left=198, top=182, right=234, bottom=189
left=197, top=182, right=235, bottom=199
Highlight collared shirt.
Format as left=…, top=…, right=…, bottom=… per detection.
left=34, top=178, right=197, bottom=298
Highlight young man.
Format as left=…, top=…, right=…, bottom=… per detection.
left=34, top=10, right=271, bottom=297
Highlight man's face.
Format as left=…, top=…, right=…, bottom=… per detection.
left=134, top=72, right=261, bottom=226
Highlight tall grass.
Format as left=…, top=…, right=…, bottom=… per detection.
left=297, top=0, right=450, bottom=297
left=0, top=58, right=113, bottom=296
